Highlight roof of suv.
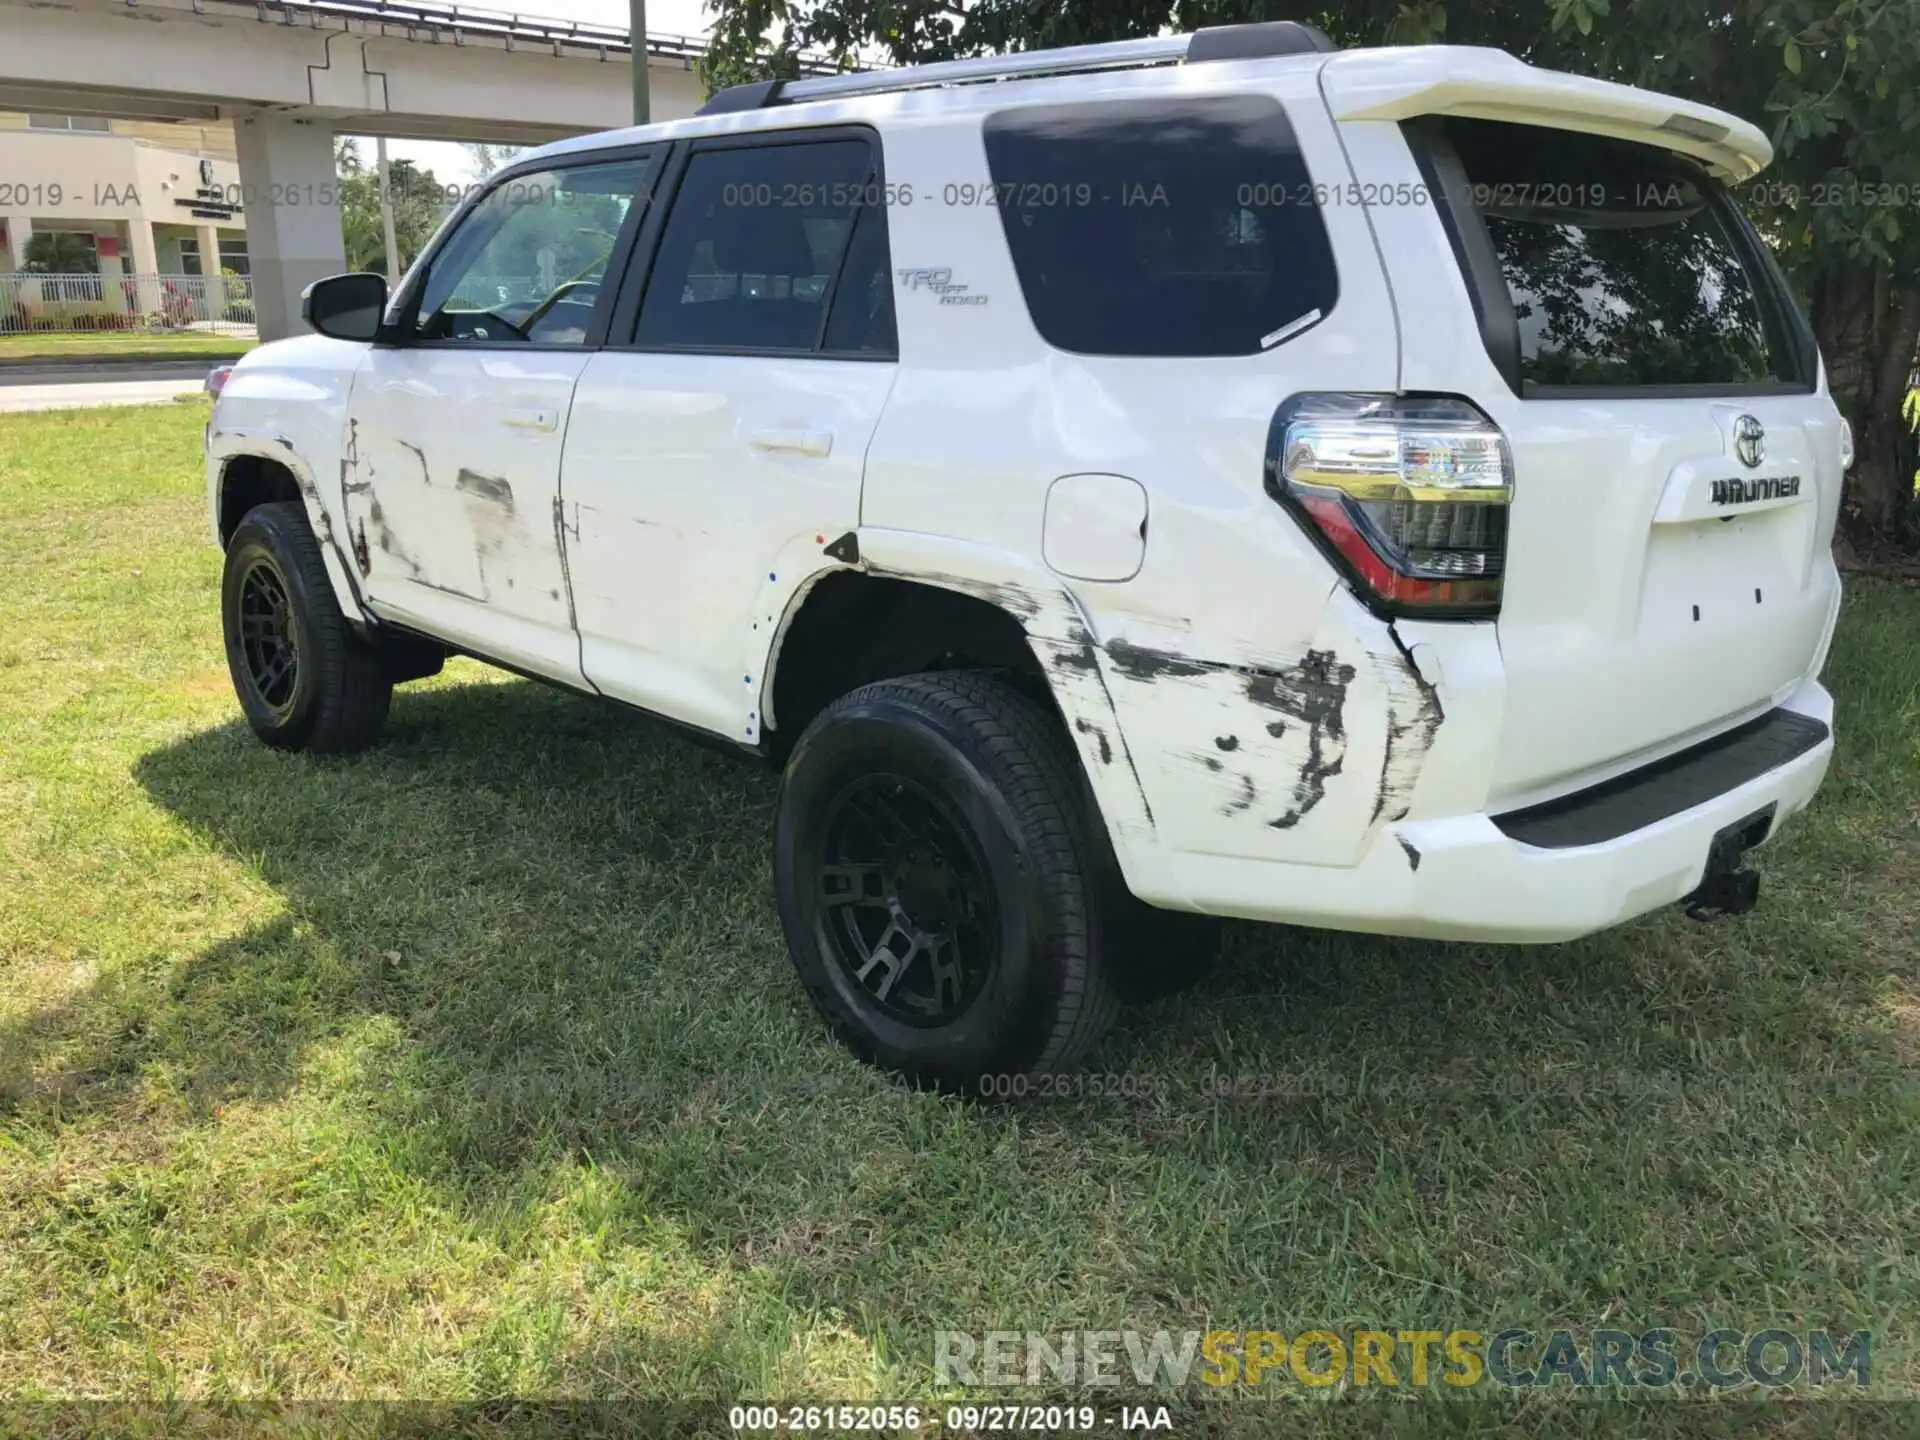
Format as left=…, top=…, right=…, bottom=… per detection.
left=523, top=24, right=1770, bottom=182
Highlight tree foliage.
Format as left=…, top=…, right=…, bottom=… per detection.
left=333, top=139, right=452, bottom=277
left=703, top=0, right=1920, bottom=547
left=461, top=143, right=525, bottom=180
left=21, top=231, right=98, bottom=275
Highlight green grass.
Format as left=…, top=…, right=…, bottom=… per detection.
left=0, top=331, right=254, bottom=363
left=1, top=406, right=1917, bottom=1432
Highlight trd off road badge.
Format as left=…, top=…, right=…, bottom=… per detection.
left=896, top=267, right=988, bottom=306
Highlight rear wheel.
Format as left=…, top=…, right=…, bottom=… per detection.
left=775, top=672, right=1118, bottom=1090
left=221, top=501, right=391, bottom=753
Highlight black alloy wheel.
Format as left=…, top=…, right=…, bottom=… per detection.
left=775, top=670, right=1118, bottom=1088
left=220, top=501, right=392, bottom=752
left=236, top=556, right=301, bottom=718
left=816, top=774, right=1000, bottom=1026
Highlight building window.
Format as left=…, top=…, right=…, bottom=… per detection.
left=27, top=115, right=112, bottom=133
left=178, top=236, right=203, bottom=278
left=217, top=237, right=250, bottom=277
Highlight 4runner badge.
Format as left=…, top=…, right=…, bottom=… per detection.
left=1711, top=474, right=1801, bottom=506
left=896, top=267, right=988, bottom=306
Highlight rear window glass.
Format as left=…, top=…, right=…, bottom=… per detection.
left=1444, top=118, right=1794, bottom=389
left=982, top=96, right=1339, bottom=357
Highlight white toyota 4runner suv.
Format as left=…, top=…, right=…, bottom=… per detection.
left=207, top=22, right=1843, bottom=1087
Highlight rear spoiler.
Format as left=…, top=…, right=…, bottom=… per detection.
left=1319, top=46, right=1771, bottom=182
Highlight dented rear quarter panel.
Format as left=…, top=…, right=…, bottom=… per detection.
left=859, top=68, right=1449, bottom=887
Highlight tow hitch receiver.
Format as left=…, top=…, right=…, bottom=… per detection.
left=1681, top=804, right=1774, bottom=921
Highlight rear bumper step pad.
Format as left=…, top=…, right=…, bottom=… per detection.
left=1492, top=708, right=1830, bottom=849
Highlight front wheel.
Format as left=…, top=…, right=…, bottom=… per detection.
left=775, top=672, right=1118, bottom=1090
left=221, top=501, right=392, bottom=753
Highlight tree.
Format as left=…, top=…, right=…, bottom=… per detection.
left=334, top=139, right=454, bottom=276
left=1531, top=0, right=1920, bottom=551
left=461, top=143, right=524, bottom=179
left=21, top=231, right=98, bottom=274
left=703, top=0, right=1920, bottom=550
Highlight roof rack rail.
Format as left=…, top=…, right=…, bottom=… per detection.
left=696, top=20, right=1336, bottom=116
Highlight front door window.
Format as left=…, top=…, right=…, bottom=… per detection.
left=411, top=160, right=649, bottom=346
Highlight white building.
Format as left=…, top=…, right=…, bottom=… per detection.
left=0, top=114, right=247, bottom=275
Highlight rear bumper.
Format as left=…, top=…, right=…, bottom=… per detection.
left=1135, top=677, right=1834, bottom=942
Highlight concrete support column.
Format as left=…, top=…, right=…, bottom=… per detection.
left=127, top=217, right=159, bottom=275
left=233, top=112, right=345, bottom=342
left=197, top=222, right=225, bottom=318
left=126, top=218, right=161, bottom=320
left=4, top=217, right=31, bottom=271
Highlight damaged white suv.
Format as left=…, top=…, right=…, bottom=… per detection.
left=207, top=22, right=1843, bottom=1087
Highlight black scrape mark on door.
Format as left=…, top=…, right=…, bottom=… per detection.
left=341, top=418, right=372, bottom=498
left=551, top=497, right=579, bottom=632
left=396, top=440, right=433, bottom=485
left=1397, top=834, right=1422, bottom=871
left=1215, top=735, right=1239, bottom=752
left=1073, top=717, right=1113, bottom=766
left=1244, top=650, right=1356, bottom=830
left=455, top=470, right=515, bottom=511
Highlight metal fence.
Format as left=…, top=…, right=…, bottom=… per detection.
left=0, top=273, right=259, bottom=338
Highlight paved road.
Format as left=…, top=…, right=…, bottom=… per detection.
left=0, top=357, right=226, bottom=387
left=0, top=377, right=207, bottom=413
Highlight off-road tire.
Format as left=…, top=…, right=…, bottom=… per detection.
left=221, top=501, right=392, bottom=753
left=775, top=671, right=1119, bottom=1091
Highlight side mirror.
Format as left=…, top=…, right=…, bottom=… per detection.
left=302, top=273, right=388, bottom=342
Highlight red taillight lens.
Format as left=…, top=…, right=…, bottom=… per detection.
left=204, top=364, right=235, bottom=400
left=1267, top=393, right=1511, bottom=616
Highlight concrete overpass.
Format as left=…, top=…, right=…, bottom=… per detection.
left=0, top=0, right=784, bottom=336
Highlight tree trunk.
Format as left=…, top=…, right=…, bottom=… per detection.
left=1812, top=264, right=1920, bottom=553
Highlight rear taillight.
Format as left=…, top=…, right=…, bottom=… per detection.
left=1266, top=393, right=1512, bottom=616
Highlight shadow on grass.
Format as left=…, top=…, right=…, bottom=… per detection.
left=18, top=653, right=1904, bottom=1404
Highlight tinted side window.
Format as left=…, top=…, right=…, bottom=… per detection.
left=821, top=201, right=897, bottom=356
left=637, top=139, right=891, bottom=355
left=982, top=97, right=1339, bottom=357
left=413, top=159, right=649, bottom=346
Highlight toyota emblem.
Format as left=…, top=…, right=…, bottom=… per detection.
left=1734, top=414, right=1766, bottom=469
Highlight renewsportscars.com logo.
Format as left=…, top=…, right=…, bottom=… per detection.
left=935, top=1328, right=1871, bottom=1390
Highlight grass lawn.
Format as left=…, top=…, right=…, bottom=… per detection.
left=0, top=331, right=254, bottom=364
left=1, top=405, right=1916, bottom=1433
